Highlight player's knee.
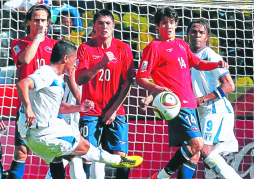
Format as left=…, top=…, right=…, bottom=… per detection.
left=14, top=146, right=28, bottom=161
left=189, top=137, right=204, bottom=154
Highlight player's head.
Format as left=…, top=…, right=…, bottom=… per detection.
left=187, top=19, right=211, bottom=52
left=93, top=9, right=115, bottom=39
left=25, top=4, right=51, bottom=35
left=55, top=11, right=75, bottom=34
left=50, top=40, right=77, bottom=76
left=154, top=7, right=178, bottom=41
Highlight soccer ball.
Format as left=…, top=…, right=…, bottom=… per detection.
left=152, top=91, right=181, bottom=120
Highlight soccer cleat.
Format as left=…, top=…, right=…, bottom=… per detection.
left=151, top=172, right=170, bottom=179
left=151, top=172, right=159, bottom=179
left=110, top=155, right=143, bottom=168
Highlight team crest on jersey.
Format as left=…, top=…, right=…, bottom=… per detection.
left=44, top=46, right=52, bottom=53
left=92, top=55, right=101, bottom=59
left=141, top=61, right=148, bottom=72
left=179, top=44, right=185, bottom=51
left=191, top=126, right=199, bottom=132
left=166, top=48, right=173, bottom=52
left=111, top=55, right=118, bottom=63
left=13, top=45, right=21, bottom=55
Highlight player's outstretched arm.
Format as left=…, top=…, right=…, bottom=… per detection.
left=196, top=74, right=235, bottom=107
left=194, top=60, right=229, bottom=71
left=59, top=99, right=94, bottom=114
left=16, top=77, right=36, bottom=128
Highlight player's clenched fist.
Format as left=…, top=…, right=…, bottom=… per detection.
left=80, top=99, right=95, bottom=112
left=217, top=60, right=229, bottom=69
left=33, top=25, right=47, bottom=43
left=101, top=51, right=115, bottom=67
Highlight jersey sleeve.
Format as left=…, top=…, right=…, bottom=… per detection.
left=209, top=50, right=230, bottom=80
left=122, top=45, right=135, bottom=80
left=11, top=40, right=26, bottom=65
left=76, top=44, right=90, bottom=76
left=136, top=44, right=158, bottom=79
left=29, top=67, right=54, bottom=91
left=185, top=43, right=201, bottom=68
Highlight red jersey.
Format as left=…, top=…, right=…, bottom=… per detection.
left=11, top=35, right=57, bottom=109
left=136, top=38, right=201, bottom=108
left=76, top=38, right=135, bottom=117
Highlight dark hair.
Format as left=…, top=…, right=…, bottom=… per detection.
left=154, top=6, right=178, bottom=26
left=187, top=19, right=211, bottom=45
left=50, top=40, right=77, bottom=63
left=55, top=11, right=75, bottom=25
left=25, top=4, right=51, bottom=34
left=93, top=9, right=114, bottom=24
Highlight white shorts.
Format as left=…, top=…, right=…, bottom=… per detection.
left=200, top=112, right=238, bottom=153
left=24, top=118, right=80, bottom=164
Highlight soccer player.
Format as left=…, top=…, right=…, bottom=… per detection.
left=136, top=7, right=228, bottom=179
left=75, top=9, right=135, bottom=179
left=16, top=40, right=143, bottom=179
left=187, top=19, right=242, bottom=179
left=9, top=4, right=57, bottom=179
left=9, top=4, right=79, bottom=179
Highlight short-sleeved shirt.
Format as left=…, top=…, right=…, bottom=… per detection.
left=11, top=35, right=57, bottom=109
left=136, top=38, right=201, bottom=108
left=76, top=37, right=135, bottom=117
left=18, top=65, right=65, bottom=137
left=191, top=46, right=233, bottom=116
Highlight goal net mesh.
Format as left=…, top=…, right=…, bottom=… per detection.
left=0, top=0, right=253, bottom=178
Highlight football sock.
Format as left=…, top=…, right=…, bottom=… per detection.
left=164, top=146, right=194, bottom=176
left=204, top=151, right=242, bottom=179
left=177, top=161, right=197, bottom=179
left=90, top=162, right=105, bottom=179
left=45, top=159, right=68, bottom=179
left=69, top=157, right=86, bottom=179
left=116, top=167, right=130, bottom=179
left=50, top=161, right=66, bottom=179
left=8, top=160, right=25, bottom=179
left=83, top=162, right=92, bottom=179
left=81, top=144, right=121, bottom=165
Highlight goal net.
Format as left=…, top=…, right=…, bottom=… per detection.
left=0, top=0, right=253, bottom=178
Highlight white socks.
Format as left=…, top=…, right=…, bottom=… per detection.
left=204, top=151, right=242, bottom=179
left=82, top=144, right=121, bottom=165
left=157, top=168, right=170, bottom=179
left=69, top=157, right=86, bottom=179
left=90, top=162, right=106, bottom=179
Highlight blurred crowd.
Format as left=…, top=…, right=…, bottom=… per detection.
left=0, top=0, right=253, bottom=86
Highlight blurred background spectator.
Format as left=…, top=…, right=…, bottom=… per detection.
left=52, top=11, right=84, bottom=46
left=50, top=0, right=82, bottom=30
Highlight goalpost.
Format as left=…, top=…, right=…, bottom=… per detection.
left=0, top=0, right=253, bottom=178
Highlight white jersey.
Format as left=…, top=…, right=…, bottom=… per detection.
left=18, top=65, right=65, bottom=137
left=191, top=46, right=233, bottom=118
